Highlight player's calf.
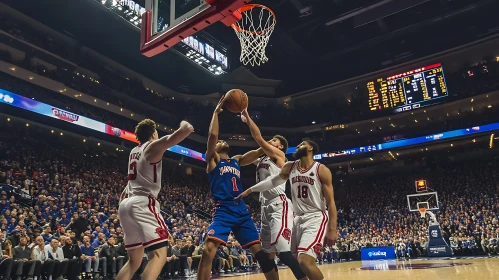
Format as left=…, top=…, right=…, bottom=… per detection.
left=278, top=251, right=307, bottom=280
left=297, top=254, right=324, bottom=280
left=255, top=250, right=278, bottom=274
left=197, top=239, right=220, bottom=280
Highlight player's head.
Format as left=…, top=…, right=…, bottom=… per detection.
left=293, top=140, right=319, bottom=159
left=215, top=140, right=230, bottom=154
left=135, top=119, right=158, bottom=144
left=270, top=135, right=288, bottom=153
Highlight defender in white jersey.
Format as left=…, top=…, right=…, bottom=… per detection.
left=238, top=140, right=337, bottom=280
left=116, top=119, right=193, bottom=280
left=240, top=110, right=307, bottom=280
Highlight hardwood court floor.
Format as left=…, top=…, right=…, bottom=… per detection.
left=210, top=257, right=499, bottom=280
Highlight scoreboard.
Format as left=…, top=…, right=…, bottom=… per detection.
left=367, top=63, right=448, bottom=113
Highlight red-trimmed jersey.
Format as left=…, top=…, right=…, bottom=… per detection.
left=125, top=141, right=162, bottom=199
left=289, top=160, right=326, bottom=215
left=256, top=156, right=286, bottom=201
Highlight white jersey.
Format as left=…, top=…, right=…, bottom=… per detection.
left=289, top=160, right=326, bottom=215
left=125, top=141, right=162, bottom=199
left=256, top=156, right=286, bottom=202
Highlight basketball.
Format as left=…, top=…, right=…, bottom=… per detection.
left=224, top=89, right=248, bottom=113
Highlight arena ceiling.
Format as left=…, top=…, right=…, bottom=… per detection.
left=5, top=0, right=499, bottom=96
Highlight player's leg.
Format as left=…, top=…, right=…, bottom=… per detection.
left=234, top=215, right=279, bottom=280
left=197, top=239, right=221, bottom=279
left=140, top=197, right=170, bottom=280
left=141, top=245, right=168, bottom=280
left=295, top=212, right=329, bottom=280
left=197, top=213, right=231, bottom=280
left=116, top=198, right=145, bottom=280
left=115, top=247, right=144, bottom=280
left=270, top=196, right=307, bottom=280
left=297, top=254, right=322, bottom=280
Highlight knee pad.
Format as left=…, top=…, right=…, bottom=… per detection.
left=278, top=251, right=307, bottom=279
left=255, top=250, right=276, bottom=273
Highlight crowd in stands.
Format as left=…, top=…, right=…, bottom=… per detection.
left=1, top=9, right=499, bottom=280
left=1, top=119, right=498, bottom=280
left=326, top=153, right=499, bottom=262
left=2, top=13, right=499, bottom=132
left=0, top=125, right=265, bottom=279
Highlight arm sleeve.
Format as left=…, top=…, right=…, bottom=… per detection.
left=33, top=248, right=41, bottom=261
left=250, top=174, right=286, bottom=193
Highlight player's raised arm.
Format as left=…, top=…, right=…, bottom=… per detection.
left=236, top=161, right=294, bottom=199
left=144, top=120, right=194, bottom=163
left=206, top=96, right=225, bottom=170
left=241, top=110, right=286, bottom=166
left=232, top=148, right=265, bottom=166
left=319, top=164, right=338, bottom=246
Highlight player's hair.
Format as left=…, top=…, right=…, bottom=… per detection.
left=305, top=140, right=319, bottom=155
left=273, top=135, right=288, bottom=152
left=135, top=119, right=156, bottom=144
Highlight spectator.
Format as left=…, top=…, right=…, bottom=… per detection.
left=45, top=239, right=68, bottom=280
left=98, top=235, right=124, bottom=279
left=0, top=229, right=15, bottom=280
left=32, top=236, right=56, bottom=280
left=80, top=236, right=104, bottom=279
left=13, top=236, right=36, bottom=280
left=62, top=237, right=83, bottom=280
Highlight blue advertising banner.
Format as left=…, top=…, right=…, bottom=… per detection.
left=361, top=247, right=396, bottom=260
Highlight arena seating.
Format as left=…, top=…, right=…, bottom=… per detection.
left=2, top=15, right=499, bottom=130
left=2, top=120, right=498, bottom=279
left=1, top=10, right=499, bottom=280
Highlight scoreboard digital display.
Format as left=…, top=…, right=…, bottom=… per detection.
left=367, top=63, right=448, bottom=113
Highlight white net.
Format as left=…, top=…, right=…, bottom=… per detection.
left=232, top=5, right=276, bottom=67
left=419, top=208, right=427, bottom=218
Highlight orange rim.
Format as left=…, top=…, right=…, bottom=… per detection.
left=231, top=4, right=276, bottom=34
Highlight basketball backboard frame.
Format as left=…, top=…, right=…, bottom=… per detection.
left=407, top=191, right=439, bottom=212
left=140, top=0, right=248, bottom=57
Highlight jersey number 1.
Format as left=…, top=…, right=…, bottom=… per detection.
left=231, top=177, right=239, bottom=191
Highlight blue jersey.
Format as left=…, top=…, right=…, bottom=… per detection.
left=208, top=158, right=243, bottom=201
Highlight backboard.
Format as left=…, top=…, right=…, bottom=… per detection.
left=407, top=191, right=439, bottom=212
left=140, top=0, right=248, bottom=57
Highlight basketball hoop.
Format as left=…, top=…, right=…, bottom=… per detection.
left=231, top=4, right=276, bottom=67
left=418, top=208, right=427, bottom=218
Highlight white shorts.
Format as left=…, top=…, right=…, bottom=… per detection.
left=291, top=211, right=329, bottom=259
left=260, top=195, right=293, bottom=253
left=118, top=195, right=169, bottom=251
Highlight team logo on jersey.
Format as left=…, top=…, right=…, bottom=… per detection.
left=52, top=108, right=79, bottom=122
left=208, top=229, right=215, bottom=235
left=219, top=166, right=241, bottom=177
left=156, top=227, right=169, bottom=239
left=313, top=243, right=322, bottom=256
left=282, top=228, right=291, bottom=241
left=258, top=163, right=270, bottom=170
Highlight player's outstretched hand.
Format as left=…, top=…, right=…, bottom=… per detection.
left=240, top=109, right=249, bottom=123
left=235, top=188, right=252, bottom=200
left=324, top=228, right=337, bottom=247
left=180, top=120, right=194, bottom=133
left=215, top=95, right=226, bottom=114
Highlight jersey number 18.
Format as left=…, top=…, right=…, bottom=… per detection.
left=296, top=185, right=309, bottom=199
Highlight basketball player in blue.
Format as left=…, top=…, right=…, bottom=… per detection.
left=197, top=96, right=279, bottom=280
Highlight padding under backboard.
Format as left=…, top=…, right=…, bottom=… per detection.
left=141, top=0, right=248, bottom=57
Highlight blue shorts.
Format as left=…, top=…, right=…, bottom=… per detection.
left=206, top=201, right=260, bottom=248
